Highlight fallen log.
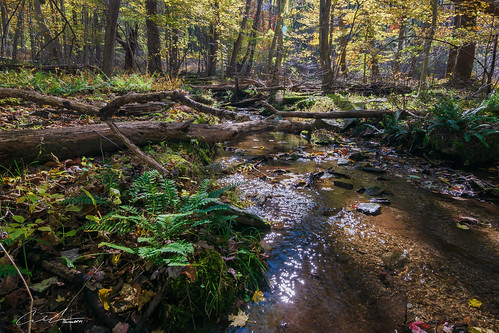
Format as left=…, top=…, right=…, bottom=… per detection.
left=260, top=100, right=394, bottom=119
left=0, top=119, right=314, bottom=166
left=275, top=109, right=394, bottom=119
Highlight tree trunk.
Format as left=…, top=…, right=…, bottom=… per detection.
left=12, top=0, right=26, bottom=61
left=486, top=33, right=498, bottom=94
left=206, top=25, right=219, bottom=76
left=240, top=0, right=262, bottom=75
left=102, top=0, right=121, bottom=77
left=93, top=12, right=102, bottom=65
left=271, top=0, right=285, bottom=86
left=338, top=16, right=347, bottom=76
left=453, top=3, right=477, bottom=82
left=0, top=119, right=314, bottom=166
left=0, top=2, right=10, bottom=57
left=227, top=0, right=252, bottom=77
left=319, top=0, right=334, bottom=92
left=419, top=0, right=438, bottom=87
left=33, top=0, right=61, bottom=63
left=146, top=0, right=162, bottom=74
left=394, top=17, right=406, bottom=76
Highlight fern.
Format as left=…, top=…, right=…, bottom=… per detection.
left=99, top=169, right=120, bottom=193
left=0, top=264, right=30, bottom=278
left=62, top=193, right=109, bottom=206
left=94, top=173, right=237, bottom=267
left=129, top=170, right=179, bottom=213
left=84, top=206, right=143, bottom=234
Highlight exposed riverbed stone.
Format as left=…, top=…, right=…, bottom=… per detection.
left=356, top=202, right=381, bottom=215
left=364, top=185, right=385, bottom=196
left=381, top=250, right=410, bottom=270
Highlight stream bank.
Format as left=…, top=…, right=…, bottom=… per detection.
left=216, top=131, right=498, bottom=333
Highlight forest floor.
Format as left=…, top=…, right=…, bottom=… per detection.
left=0, top=84, right=498, bottom=332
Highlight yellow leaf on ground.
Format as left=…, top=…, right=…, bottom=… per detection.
left=228, top=310, right=249, bottom=327
left=469, top=298, right=482, bottom=308
left=98, top=288, right=112, bottom=310
left=252, top=289, right=265, bottom=303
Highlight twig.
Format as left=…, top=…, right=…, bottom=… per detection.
left=0, top=241, right=33, bottom=333
left=104, top=120, right=170, bottom=177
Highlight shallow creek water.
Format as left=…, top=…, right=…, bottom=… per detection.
left=216, top=132, right=499, bottom=333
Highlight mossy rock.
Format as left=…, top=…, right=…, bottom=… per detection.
left=311, top=129, right=338, bottom=145
left=157, top=153, right=198, bottom=175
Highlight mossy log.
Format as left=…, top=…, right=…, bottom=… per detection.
left=0, top=119, right=314, bottom=166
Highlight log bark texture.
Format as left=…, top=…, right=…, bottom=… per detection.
left=0, top=119, right=313, bottom=166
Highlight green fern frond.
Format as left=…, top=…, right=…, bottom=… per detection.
left=0, top=264, right=30, bottom=278
left=99, top=169, right=120, bottom=193
left=99, top=242, right=137, bottom=254
left=62, top=193, right=108, bottom=206
left=193, top=204, right=231, bottom=214
left=208, top=182, right=242, bottom=199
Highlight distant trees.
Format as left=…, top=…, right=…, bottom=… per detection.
left=0, top=0, right=496, bottom=91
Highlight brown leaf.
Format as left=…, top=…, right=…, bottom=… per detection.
left=183, top=264, right=197, bottom=283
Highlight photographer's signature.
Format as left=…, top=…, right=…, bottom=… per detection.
left=17, top=308, right=85, bottom=326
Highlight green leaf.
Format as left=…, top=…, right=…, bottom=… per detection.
left=37, top=226, right=52, bottom=232
left=61, top=257, right=75, bottom=268
left=30, top=277, right=60, bottom=292
left=99, top=242, right=137, bottom=254
left=12, top=215, right=25, bottom=223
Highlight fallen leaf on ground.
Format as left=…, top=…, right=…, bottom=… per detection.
left=98, top=288, right=112, bottom=310
left=468, top=298, right=482, bottom=308
left=252, top=289, right=265, bottom=303
left=30, top=277, right=63, bottom=292
left=228, top=309, right=249, bottom=327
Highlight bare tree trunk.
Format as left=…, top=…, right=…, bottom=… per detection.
left=453, top=3, right=476, bottom=82
left=12, top=0, right=26, bottom=61
left=93, top=12, right=102, bottom=65
left=338, top=16, right=347, bottom=76
left=206, top=0, right=220, bottom=76
left=240, top=0, right=262, bottom=75
left=0, top=2, right=9, bottom=57
left=319, top=0, right=334, bottom=91
left=394, top=17, right=406, bottom=76
left=33, top=0, right=61, bottom=63
left=271, top=0, right=285, bottom=86
left=227, top=0, right=252, bottom=77
left=206, top=25, right=219, bottom=76
left=102, top=0, right=121, bottom=77
left=146, top=0, right=162, bottom=74
left=419, top=0, right=438, bottom=87
left=486, top=33, right=498, bottom=94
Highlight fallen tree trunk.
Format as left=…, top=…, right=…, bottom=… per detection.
left=0, top=119, right=314, bottom=166
left=275, top=109, right=393, bottom=119
left=260, top=100, right=394, bottom=118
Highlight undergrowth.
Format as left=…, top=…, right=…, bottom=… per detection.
left=0, top=69, right=183, bottom=96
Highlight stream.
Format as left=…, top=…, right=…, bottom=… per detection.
left=216, top=132, right=499, bottom=333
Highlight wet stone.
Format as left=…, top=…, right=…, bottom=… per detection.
left=356, top=202, right=381, bottom=215
left=364, top=186, right=384, bottom=196
left=362, top=167, right=387, bottom=174
left=370, top=197, right=391, bottom=204
left=381, top=250, right=410, bottom=270
left=337, top=158, right=349, bottom=166
left=349, top=152, right=368, bottom=161
left=334, top=180, right=354, bottom=190
left=205, top=162, right=223, bottom=174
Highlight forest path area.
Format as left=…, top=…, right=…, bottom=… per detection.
left=216, top=131, right=499, bottom=333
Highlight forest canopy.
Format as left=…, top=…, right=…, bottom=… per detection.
left=0, top=0, right=497, bottom=89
